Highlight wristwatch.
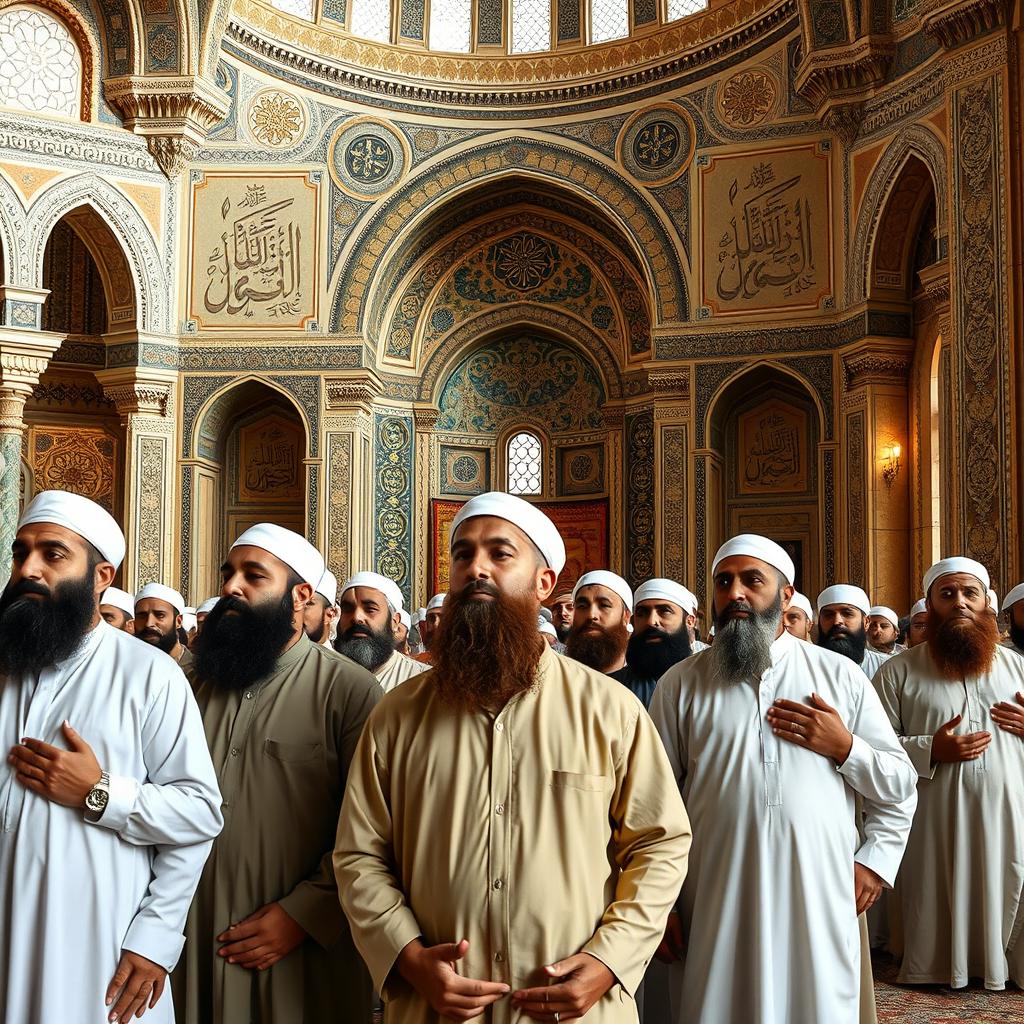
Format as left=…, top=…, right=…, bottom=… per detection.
left=84, top=771, right=111, bottom=822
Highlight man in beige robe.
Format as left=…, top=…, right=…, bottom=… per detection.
left=174, top=523, right=380, bottom=1023
left=336, top=570, right=427, bottom=693
left=874, top=556, right=1024, bottom=989
left=335, top=491, right=691, bottom=1023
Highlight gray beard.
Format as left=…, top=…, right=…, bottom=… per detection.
left=707, top=591, right=783, bottom=684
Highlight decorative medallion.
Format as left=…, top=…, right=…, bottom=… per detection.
left=618, top=105, right=695, bottom=186
left=718, top=68, right=779, bottom=129
left=558, top=443, right=605, bottom=496
left=247, top=89, right=306, bottom=148
left=487, top=233, right=557, bottom=291
left=328, top=118, right=409, bottom=200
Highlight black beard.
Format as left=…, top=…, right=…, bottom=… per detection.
left=304, top=613, right=327, bottom=645
left=626, top=626, right=692, bottom=679
left=137, top=627, right=178, bottom=654
left=193, top=590, right=296, bottom=690
left=335, top=620, right=395, bottom=672
left=0, top=571, right=98, bottom=678
left=1011, top=621, right=1024, bottom=651
left=816, top=625, right=868, bottom=664
left=555, top=623, right=571, bottom=643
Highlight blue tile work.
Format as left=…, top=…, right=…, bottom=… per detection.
left=374, top=412, right=415, bottom=607
left=477, top=0, right=503, bottom=45
left=323, top=0, right=349, bottom=24
left=400, top=0, right=426, bottom=39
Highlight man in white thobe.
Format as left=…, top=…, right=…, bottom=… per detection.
left=817, top=585, right=891, bottom=677
left=650, top=534, right=917, bottom=1024
left=905, top=598, right=928, bottom=648
left=335, top=571, right=428, bottom=693
left=782, top=591, right=814, bottom=641
left=867, top=606, right=905, bottom=656
left=874, top=556, right=1024, bottom=989
left=100, top=586, right=137, bottom=633
left=0, top=490, right=222, bottom=1023
left=1003, top=583, right=1024, bottom=656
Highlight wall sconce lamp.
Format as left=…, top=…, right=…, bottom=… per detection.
left=882, top=443, right=902, bottom=488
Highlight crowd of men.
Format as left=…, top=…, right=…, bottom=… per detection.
left=1, top=486, right=1023, bottom=1024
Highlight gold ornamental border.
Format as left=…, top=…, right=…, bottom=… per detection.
left=232, top=0, right=793, bottom=89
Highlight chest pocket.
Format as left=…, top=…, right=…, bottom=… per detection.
left=263, top=738, right=323, bottom=763
left=550, top=770, right=613, bottom=793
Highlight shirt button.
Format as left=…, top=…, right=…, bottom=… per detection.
left=494, top=952, right=504, bottom=962
left=493, top=878, right=503, bottom=890
left=495, top=722, right=504, bottom=732
left=244, top=692, right=253, bottom=700
left=230, top=747, right=239, bottom=757
left=495, top=804, right=504, bottom=815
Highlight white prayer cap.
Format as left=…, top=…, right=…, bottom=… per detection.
left=923, top=557, right=990, bottom=598
left=539, top=605, right=553, bottom=623
left=539, top=619, right=558, bottom=639
left=987, top=589, right=999, bottom=614
left=197, top=597, right=220, bottom=615
left=411, top=610, right=422, bottom=626
left=868, top=606, right=900, bottom=629
left=817, top=585, right=871, bottom=616
left=1003, top=583, right=1024, bottom=611
left=634, top=579, right=697, bottom=614
left=315, top=569, right=339, bottom=606
left=18, top=490, right=126, bottom=569
left=910, top=598, right=927, bottom=617
left=231, top=523, right=324, bottom=587
left=340, top=571, right=403, bottom=612
left=135, top=582, right=186, bottom=616
left=100, top=587, right=135, bottom=618
left=450, top=491, right=566, bottom=575
left=573, top=570, right=633, bottom=613
left=427, top=593, right=447, bottom=611
left=182, top=608, right=197, bottom=632
left=398, top=609, right=411, bottom=630
left=789, top=592, right=814, bottom=621
left=712, top=534, right=795, bottom=585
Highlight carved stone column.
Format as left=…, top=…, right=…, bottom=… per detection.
left=97, top=367, right=177, bottom=592
left=0, top=330, right=62, bottom=586
left=841, top=340, right=915, bottom=608
left=411, top=404, right=441, bottom=608
left=649, top=368, right=693, bottom=586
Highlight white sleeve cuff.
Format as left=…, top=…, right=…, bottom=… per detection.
left=121, top=915, right=186, bottom=973
left=88, top=773, right=140, bottom=834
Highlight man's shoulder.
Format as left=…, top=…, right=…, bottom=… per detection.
left=550, top=653, right=645, bottom=714
left=97, top=624, right=193, bottom=695
left=305, top=640, right=382, bottom=699
left=993, top=642, right=1024, bottom=676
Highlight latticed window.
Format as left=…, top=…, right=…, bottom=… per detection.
left=0, top=7, right=82, bottom=119
left=590, top=0, right=628, bottom=42
left=666, top=0, right=708, bottom=21
left=268, top=0, right=315, bottom=17
left=511, top=0, right=551, bottom=53
left=350, top=0, right=391, bottom=42
left=506, top=431, right=543, bottom=495
left=430, top=0, right=472, bottom=51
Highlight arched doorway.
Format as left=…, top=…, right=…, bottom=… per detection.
left=707, top=366, right=823, bottom=596
left=189, top=380, right=308, bottom=600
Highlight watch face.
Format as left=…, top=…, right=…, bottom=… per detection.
left=86, top=789, right=109, bottom=813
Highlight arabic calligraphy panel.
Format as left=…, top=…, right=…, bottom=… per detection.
left=238, top=413, right=305, bottom=502
left=701, top=143, right=832, bottom=316
left=737, top=399, right=808, bottom=495
left=188, top=171, right=320, bottom=330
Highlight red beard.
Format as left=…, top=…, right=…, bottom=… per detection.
left=926, top=606, right=999, bottom=679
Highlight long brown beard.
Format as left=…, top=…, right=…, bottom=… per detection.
left=565, top=620, right=629, bottom=673
left=926, top=606, right=1000, bottom=679
left=431, top=580, right=545, bottom=712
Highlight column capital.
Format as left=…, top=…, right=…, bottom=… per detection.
left=324, top=370, right=383, bottom=411
left=0, top=329, right=63, bottom=392
left=96, top=366, right=177, bottom=417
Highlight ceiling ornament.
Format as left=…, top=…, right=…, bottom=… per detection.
left=327, top=117, right=409, bottom=199
left=247, top=88, right=306, bottom=147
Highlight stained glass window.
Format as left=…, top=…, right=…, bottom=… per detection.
left=0, top=7, right=81, bottom=119
left=511, top=0, right=551, bottom=53
left=507, top=431, right=543, bottom=495
left=666, top=0, right=707, bottom=20
left=430, top=0, right=472, bottom=51
left=590, top=0, right=628, bottom=42
left=350, top=0, right=392, bottom=42
left=268, top=0, right=316, bottom=17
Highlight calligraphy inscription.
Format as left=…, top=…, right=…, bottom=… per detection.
left=238, top=415, right=303, bottom=502
left=738, top=401, right=808, bottom=495
left=189, top=173, right=319, bottom=330
left=702, top=145, right=831, bottom=315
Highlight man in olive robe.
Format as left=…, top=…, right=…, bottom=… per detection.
left=174, top=523, right=380, bottom=1023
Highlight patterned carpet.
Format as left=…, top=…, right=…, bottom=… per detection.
left=874, top=953, right=1024, bottom=1023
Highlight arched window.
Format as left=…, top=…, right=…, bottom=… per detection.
left=430, top=0, right=472, bottom=51
left=506, top=430, right=543, bottom=495
left=666, top=0, right=708, bottom=21
left=590, top=0, right=628, bottom=42
left=511, top=0, right=551, bottom=53
left=0, top=6, right=82, bottom=120
left=268, top=0, right=315, bottom=16
left=350, top=0, right=391, bottom=42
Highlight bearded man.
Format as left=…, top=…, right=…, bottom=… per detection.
left=565, top=570, right=632, bottom=679
left=783, top=591, right=814, bottom=641
left=302, top=568, right=339, bottom=648
left=174, top=524, right=380, bottom=1024
left=335, top=491, right=691, bottom=1024
left=816, top=586, right=890, bottom=678
left=0, top=490, right=222, bottom=1023
left=616, top=579, right=693, bottom=708
left=867, top=606, right=904, bottom=656
left=414, top=593, right=445, bottom=664
left=874, top=557, right=1024, bottom=989
left=135, top=583, right=193, bottom=672
left=395, top=609, right=412, bottom=655
left=548, top=586, right=575, bottom=643
left=100, top=586, right=136, bottom=632
left=649, top=534, right=916, bottom=1024
left=335, top=571, right=427, bottom=693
